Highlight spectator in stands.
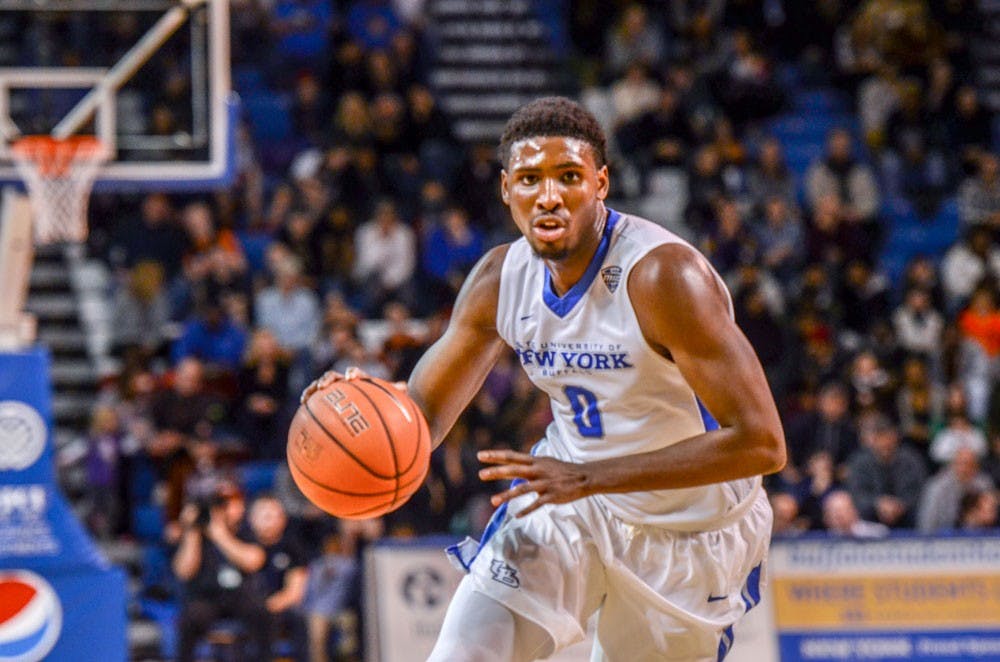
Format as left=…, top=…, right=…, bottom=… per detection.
left=847, top=350, right=895, bottom=413
left=609, top=62, right=661, bottom=128
left=715, top=28, right=784, bottom=123
left=896, top=357, right=945, bottom=464
left=328, top=92, right=372, bottom=149
left=702, top=198, right=755, bottom=275
left=804, top=194, right=866, bottom=270
left=109, top=192, right=185, bottom=279
left=747, top=139, right=797, bottom=212
left=754, top=196, right=804, bottom=283
left=248, top=495, right=309, bottom=658
left=959, top=489, right=999, bottom=530
left=947, top=85, right=994, bottom=170
left=893, top=287, right=945, bottom=360
left=941, top=226, right=1000, bottom=311
left=822, top=490, right=889, bottom=538
left=81, top=405, right=133, bottom=539
left=776, top=450, right=841, bottom=532
left=147, top=358, right=224, bottom=519
left=786, top=381, right=859, bottom=479
left=113, top=260, right=171, bottom=359
left=347, top=0, right=401, bottom=50
left=290, top=71, right=328, bottom=146
left=734, top=284, right=790, bottom=399
left=929, top=412, right=989, bottom=466
left=171, top=201, right=249, bottom=320
left=303, top=519, right=381, bottom=662
left=407, top=84, right=459, bottom=184
left=173, top=481, right=269, bottom=662
left=837, top=260, right=891, bottom=340
left=805, top=128, right=881, bottom=252
left=901, top=255, right=946, bottom=311
left=918, top=446, right=994, bottom=533
left=686, top=146, right=729, bottom=234
left=235, top=329, right=291, bottom=459
left=271, top=0, right=334, bottom=75
left=171, top=295, right=248, bottom=375
left=615, top=85, right=693, bottom=172
left=256, top=254, right=322, bottom=356
left=421, top=204, right=485, bottom=312
left=352, top=198, right=416, bottom=316
left=958, top=153, right=1000, bottom=231
left=769, top=492, right=806, bottom=537
left=957, top=286, right=1000, bottom=421
left=846, top=414, right=927, bottom=529
left=605, top=3, right=666, bottom=79
left=883, top=82, right=949, bottom=216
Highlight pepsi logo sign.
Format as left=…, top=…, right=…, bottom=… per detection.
left=0, top=570, right=62, bottom=661
left=0, top=402, right=46, bottom=471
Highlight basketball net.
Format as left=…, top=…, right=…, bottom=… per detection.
left=10, top=135, right=109, bottom=245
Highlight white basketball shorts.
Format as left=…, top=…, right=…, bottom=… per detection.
left=446, top=488, right=772, bottom=661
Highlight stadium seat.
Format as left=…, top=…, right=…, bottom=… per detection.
left=243, top=92, right=293, bottom=143
left=237, top=231, right=274, bottom=275
left=239, top=460, right=280, bottom=497
left=133, top=504, right=165, bottom=543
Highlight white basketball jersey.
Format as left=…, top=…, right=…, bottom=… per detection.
left=496, top=209, right=761, bottom=529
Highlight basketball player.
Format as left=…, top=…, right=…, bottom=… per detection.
left=309, top=97, right=785, bottom=660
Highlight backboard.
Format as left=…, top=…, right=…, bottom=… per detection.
left=0, top=0, right=233, bottom=192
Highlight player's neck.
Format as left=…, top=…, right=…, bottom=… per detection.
left=546, top=206, right=608, bottom=296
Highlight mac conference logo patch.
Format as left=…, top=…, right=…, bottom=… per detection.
left=0, top=570, right=63, bottom=662
left=601, top=266, right=622, bottom=293
left=0, top=402, right=46, bottom=471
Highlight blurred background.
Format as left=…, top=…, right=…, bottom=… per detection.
left=6, top=0, right=1000, bottom=660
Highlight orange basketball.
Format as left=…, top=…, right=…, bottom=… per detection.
left=287, top=376, right=431, bottom=519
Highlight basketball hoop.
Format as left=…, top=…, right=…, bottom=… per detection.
left=10, top=135, right=109, bottom=245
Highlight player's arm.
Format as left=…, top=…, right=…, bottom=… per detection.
left=482, top=244, right=785, bottom=514
left=408, top=245, right=509, bottom=450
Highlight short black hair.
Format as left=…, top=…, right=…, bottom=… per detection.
left=498, top=96, right=607, bottom=168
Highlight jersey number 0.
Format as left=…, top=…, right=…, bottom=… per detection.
left=564, top=385, right=604, bottom=438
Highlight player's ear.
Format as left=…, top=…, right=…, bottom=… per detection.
left=595, top=164, right=609, bottom=201
left=500, top=170, right=510, bottom=205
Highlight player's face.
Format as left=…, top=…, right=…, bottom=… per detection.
left=501, top=136, right=609, bottom=263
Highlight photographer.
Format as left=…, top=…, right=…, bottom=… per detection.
left=248, top=495, right=310, bottom=659
left=172, top=481, right=269, bottom=662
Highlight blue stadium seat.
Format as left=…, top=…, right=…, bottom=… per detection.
left=792, top=89, right=849, bottom=113
left=238, top=231, right=274, bottom=275
left=139, top=598, right=179, bottom=659
left=239, top=461, right=280, bottom=497
left=133, top=504, right=165, bottom=542
left=234, top=67, right=266, bottom=94
left=243, top=92, right=292, bottom=143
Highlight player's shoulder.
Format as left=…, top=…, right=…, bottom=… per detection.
left=622, top=215, right=725, bottom=312
left=611, top=212, right=696, bottom=258
left=451, top=243, right=512, bottom=326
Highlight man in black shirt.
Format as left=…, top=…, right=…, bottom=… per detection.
left=172, top=482, right=269, bottom=662
left=249, top=495, right=310, bottom=658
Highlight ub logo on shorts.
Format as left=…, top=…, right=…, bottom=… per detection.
left=0, top=401, right=47, bottom=471
left=489, top=561, right=519, bottom=588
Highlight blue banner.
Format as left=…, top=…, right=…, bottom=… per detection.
left=0, top=348, right=126, bottom=662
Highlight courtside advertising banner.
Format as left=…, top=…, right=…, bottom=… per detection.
left=365, top=537, right=463, bottom=662
left=0, top=348, right=126, bottom=662
left=770, top=536, right=1000, bottom=661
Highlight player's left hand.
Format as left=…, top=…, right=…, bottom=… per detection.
left=478, top=450, right=593, bottom=517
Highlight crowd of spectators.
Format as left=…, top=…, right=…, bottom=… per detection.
left=49, top=0, right=1000, bottom=659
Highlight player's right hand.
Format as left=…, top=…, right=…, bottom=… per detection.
left=300, top=370, right=345, bottom=404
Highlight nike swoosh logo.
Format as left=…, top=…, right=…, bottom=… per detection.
left=707, top=595, right=727, bottom=602
left=519, top=315, right=532, bottom=321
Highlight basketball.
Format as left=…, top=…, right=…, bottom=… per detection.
left=287, top=376, right=431, bottom=519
